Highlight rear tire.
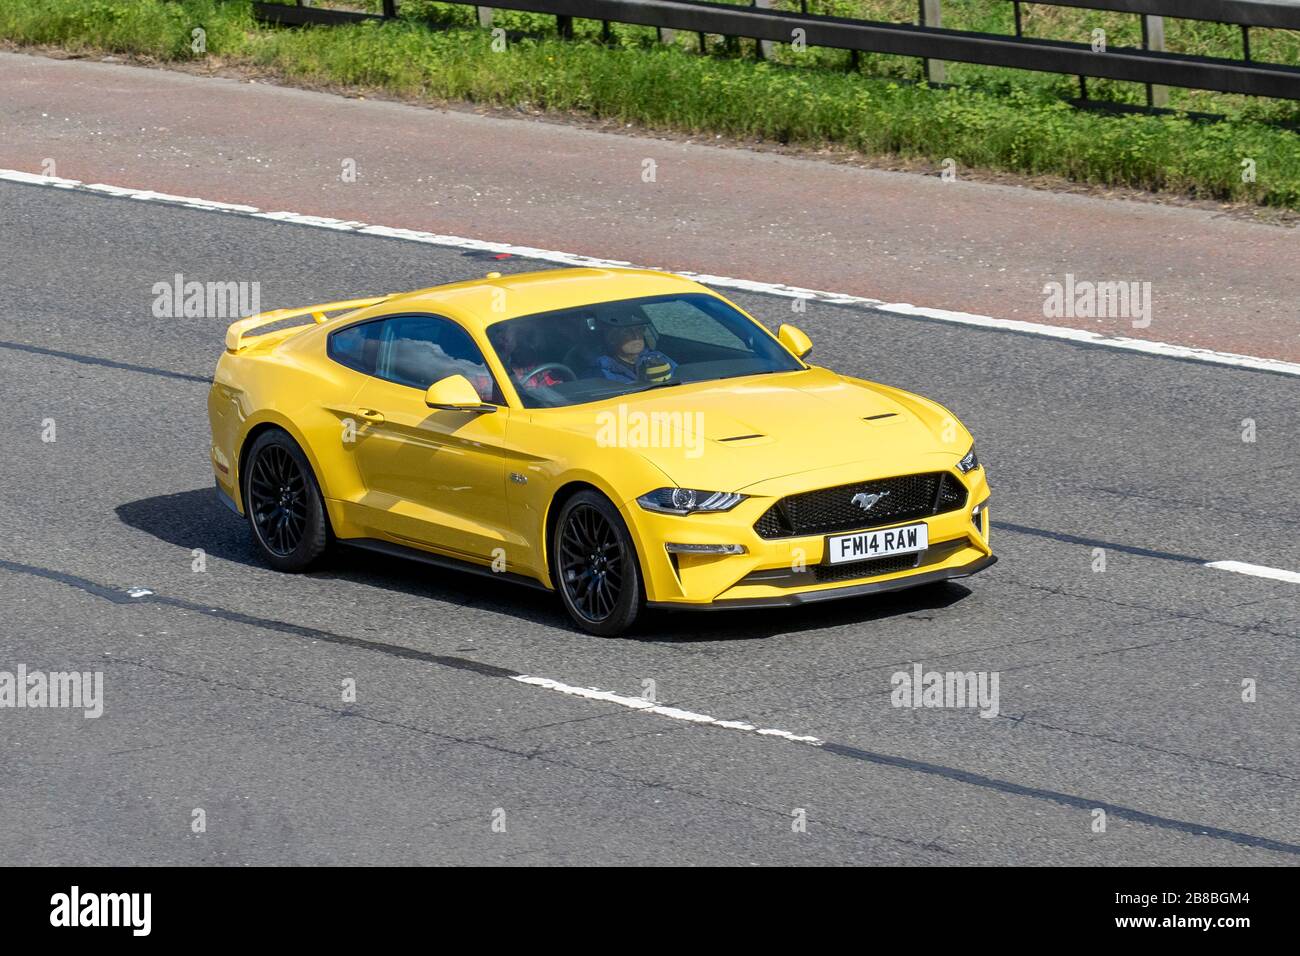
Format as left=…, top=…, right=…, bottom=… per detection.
left=242, top=429, right=330, bottom=572
left=552, top=490, right=643, bottom=636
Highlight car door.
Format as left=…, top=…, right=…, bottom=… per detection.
left=345, top=313, right=511, bottom=562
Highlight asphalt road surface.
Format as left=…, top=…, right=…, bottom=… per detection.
left=1, top=179, right=1297, bottom=865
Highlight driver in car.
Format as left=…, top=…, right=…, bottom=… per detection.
left=496, top=324, right=564, bottom=389
left=596, top=320, right=676, bottom=384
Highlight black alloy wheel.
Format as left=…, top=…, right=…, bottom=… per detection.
left=243, top=429, right=330, bottom=572
left=553, top=491, right=642, bottom=636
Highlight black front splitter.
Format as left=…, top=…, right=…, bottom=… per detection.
left=647, top=554, right=998, bottom=611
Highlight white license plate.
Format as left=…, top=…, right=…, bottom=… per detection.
left=826, top=522, right=928, bottom=565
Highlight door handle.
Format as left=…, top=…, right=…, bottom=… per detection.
left=355, top=408, right=385, bottom=425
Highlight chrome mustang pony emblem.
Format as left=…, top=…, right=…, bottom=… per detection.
left=851, top=490, right=890, bottom=512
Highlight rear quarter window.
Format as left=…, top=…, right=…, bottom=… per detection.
left=327, top=321, right=382, bottom=374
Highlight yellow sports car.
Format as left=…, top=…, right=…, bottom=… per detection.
left=209, top=267, right=993, bottom=635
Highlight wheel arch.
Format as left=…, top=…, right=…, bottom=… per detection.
left=542, top=480, right=605, bottom=590
left=234, top=414, right=330, bottom=516
left=544, top=480, right=648, bottom=633
left=542, top=479, right=654, bottom=595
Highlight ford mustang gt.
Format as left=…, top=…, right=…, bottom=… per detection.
left=208, top=267, right=994, bottom=635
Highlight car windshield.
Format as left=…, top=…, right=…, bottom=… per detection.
left=485, top=293, right=804, bottom=409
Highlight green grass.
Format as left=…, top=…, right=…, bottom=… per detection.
left=3, top=0, right=1299, bottom=209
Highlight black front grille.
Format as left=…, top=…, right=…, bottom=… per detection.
left=754, top=471, right=967, bottom=539
left=813, top=553, right=918, bottom=583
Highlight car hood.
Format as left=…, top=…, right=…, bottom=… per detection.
left=540, top=367, right=967, bottom=491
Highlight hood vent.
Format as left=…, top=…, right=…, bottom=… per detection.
left=864, top=413, right=897, bottom=421
left=718, top=433, right=765, bottom=442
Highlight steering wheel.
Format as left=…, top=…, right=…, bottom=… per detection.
left=517, top=362, right=577, bottom=385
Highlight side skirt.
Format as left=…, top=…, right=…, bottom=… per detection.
left=340, top=538, right=551, bottom=592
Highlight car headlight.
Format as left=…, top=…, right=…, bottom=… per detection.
left=956, top=444, right=980, bottom=474
left=637, top=488, right=746, bottom=515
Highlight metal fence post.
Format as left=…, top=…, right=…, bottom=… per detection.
left=1142, top=15, right=1169, bottom=107
left=382, top=0, right=396, bottom=18
left=919, top=0, right=946, bottom=85
left=476, top=7, right=493, bottom=28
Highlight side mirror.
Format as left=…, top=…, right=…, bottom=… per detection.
left=778, top=324, right=813, bottom=360
left=424, top=375, right=495, bottom=413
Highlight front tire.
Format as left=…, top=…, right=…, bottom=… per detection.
left=552, top=490, right=643, bottom=636
left=242, top=429, right=330, bottom=572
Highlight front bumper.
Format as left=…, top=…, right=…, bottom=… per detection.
left=214, top=479, right=242, bottom=516
left=648, top=553, right=997, bottom=610
left=625, top=466, right=993, bottom=608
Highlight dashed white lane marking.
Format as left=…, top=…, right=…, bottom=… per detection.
left=4, top=168, right=1300, bottom=379
left=511, top=675, right=823, bottom=744
left=1204, top=561, right=1300, bottom=585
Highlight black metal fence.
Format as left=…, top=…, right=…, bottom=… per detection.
left=252, top=0, right=1300, bottom=101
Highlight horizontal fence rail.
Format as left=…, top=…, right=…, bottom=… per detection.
left=251, top=0, right=1300, bottom=101
left=1041, top=0, right=1300, bottom=29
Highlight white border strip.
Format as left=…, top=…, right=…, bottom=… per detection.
left=1205, top=560, right=1300, bottom=585
left=4, top=168, right=1300, bottom=378
left=512, top=675, right=823, bottom=744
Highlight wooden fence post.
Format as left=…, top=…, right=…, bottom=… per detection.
left=1143, top=15, right=1169, bottom=108
left=919, top=0, right=946, bottom=85
left=755, top=0, right=774, bottom=60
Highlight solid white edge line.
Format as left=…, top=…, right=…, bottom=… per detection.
left=4, top=168, right=1300, bottom=378
left=1204, top=561, right=1300, bottom=585
left=511, top=675, right=823, bottom=745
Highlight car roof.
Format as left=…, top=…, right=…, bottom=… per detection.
left=354, top=267, right=708, bottom=331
